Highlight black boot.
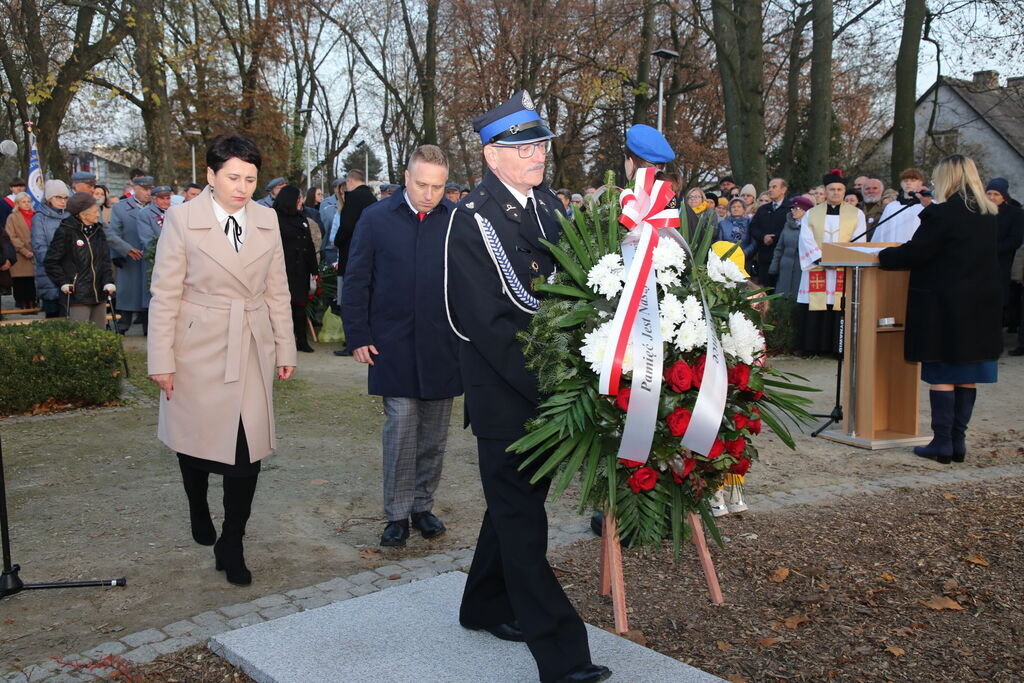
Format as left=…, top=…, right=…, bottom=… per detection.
left=913, top=390, right=955, bottom=464
left=215, top=474, right=259, bottom=585
left=951, top=387, right=977, bottom=463
left=179, top=460, right=216, bottom=545
left=292, top=304, right=314, bottom=353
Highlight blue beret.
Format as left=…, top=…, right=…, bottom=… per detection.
left=70, top=171, right=96, bottom=183
left=626, top=125, right=674, bottom=164
left=264, top=177, right=286, bottom=192
left=473, top=90, right=555, bottom=146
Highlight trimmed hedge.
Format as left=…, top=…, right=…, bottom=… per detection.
left=763, top=296, right=802, bottom=355
left=0, top=320, right=123, bottom=414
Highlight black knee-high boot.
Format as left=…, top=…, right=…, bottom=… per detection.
left=178, top=459, right=216, bottom=545
left=914, top=390, right=955, bottom=464
left=292, top=304, right=314, bottom=352
left=951, top=387, right=977, bottom=463
left=214, top=474, right=259, bottom=585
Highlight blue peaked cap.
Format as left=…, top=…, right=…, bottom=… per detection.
left=473, top=90, right=555, bottom=146
left=626, top=124, right=675, bottom=164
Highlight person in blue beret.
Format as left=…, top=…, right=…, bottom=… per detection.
left=257, top=177, right=286, bottom=207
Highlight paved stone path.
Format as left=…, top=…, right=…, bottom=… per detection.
left=5, top=461, right=1023, bottom=682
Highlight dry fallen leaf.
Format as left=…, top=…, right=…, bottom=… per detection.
left=769, top=567, right=790, bottom=583
left=310, top=479, right=329, bottom=485
left=622, top=629, right=647, bottom=646
left=782, top=614, right=810, bottom=630
left=716, top=640, right=733, bottom=651
left=886, top=645, right=906, bottom=657
left=726, top=675, right=748, bottom=683
left=358, top=547, right=381, bottom=559
left=756, top=637, right=783, bottom=647
left=940, top=492, right=956, bottom=500
left=965, top=554, right=990, bottom=567
left=879, top=572, right=896, bottom=582
left=920, top=595, right=964, bottom=611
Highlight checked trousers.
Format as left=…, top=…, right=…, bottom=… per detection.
left=381, top=396, right=453, bottom=522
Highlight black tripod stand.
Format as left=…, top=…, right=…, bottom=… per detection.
left=1, top=433, right=126, bottom=599
left=810, top=290, right=847, bottom=438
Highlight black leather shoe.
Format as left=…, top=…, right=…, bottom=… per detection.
left=380, top=519, right=409, bottom=547
left=460, top=620, right=525, bottom=642
left=1009, top=347, right=1024, bottom=356
left=554, top=664, right=612, bottom=683
left=411, top=511, right=446, bottom=539
left=297, top=343, right=315, bottom=353
left=333, top=348, right=352, bottom=357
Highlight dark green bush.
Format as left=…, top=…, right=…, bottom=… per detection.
left=763, top=296, right=802, bottom=355
left=0, top=320, right=123, bottom=414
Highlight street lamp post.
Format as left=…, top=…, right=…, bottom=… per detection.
left=651, top=48, right=679, bottom=133
left=184, top=130, right=201, bottom=183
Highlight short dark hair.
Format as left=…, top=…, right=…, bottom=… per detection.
left=184, top=182, right=202, bottom=191
left=129, top=168, right=145, bottom=179
left=206, top=134, right=262, bottom=173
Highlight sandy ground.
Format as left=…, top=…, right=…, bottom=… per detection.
left=1, top=328, right=1022, bottom=672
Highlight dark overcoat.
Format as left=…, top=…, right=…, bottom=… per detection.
left=43, top=216, right=115, bottom=306
left=333, top=184, right=377, bottom=274
left=445, top=171, right=563, bottom=440
left=879, top=193, right=1002, bottom=363
left=277, top=212, right=318, bottom=303
left=342, top=191, right=461, bottom=400
left=748, top=199, right=790, bottom=274
left=995, top=201, right=1024, bottom=287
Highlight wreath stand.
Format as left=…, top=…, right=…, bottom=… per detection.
left=598, top=510, right=723, bottom=634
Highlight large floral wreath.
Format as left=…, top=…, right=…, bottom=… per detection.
left=511, top=171, right=815, bottom=554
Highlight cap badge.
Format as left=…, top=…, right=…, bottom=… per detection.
left=522, top=92, right=534, bottom=110
left=508, top=124, right=520, bottom=135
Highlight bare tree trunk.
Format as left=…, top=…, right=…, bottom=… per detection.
left=711, top=0, right=766, bottom=188
left=806, top=0, right=833, bottom=181
left=631, top=0, right=657, bottom=125
left=133, top=0, right=175, bottom=183
left=891, top=0, right=927, bottom=186
left=776, top=6, right=812, bottom=182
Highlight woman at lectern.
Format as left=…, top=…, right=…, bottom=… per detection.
left=878, top=154, right=1000, bottom=465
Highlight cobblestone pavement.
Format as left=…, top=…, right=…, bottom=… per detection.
left=5, top=461, right=1023, bottom=682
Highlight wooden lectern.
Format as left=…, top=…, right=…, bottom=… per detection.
left=818, top=243, right=930, bottom=449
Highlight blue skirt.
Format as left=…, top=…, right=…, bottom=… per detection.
left=921, top=361, right=998, bottom=384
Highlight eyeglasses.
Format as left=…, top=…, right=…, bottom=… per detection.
left=501, top=140, right=550, bottom=159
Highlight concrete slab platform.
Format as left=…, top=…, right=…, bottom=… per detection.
left=210, top=571, right=722, bottom=683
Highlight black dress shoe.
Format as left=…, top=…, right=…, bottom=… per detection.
left=297, top=343, right=315, bottom=353
left=380, top=519, right=409, bottom=547
left=460, top=620, right=525, bottom=642
left=411, top=511, right=446, bottom=539
left=333, top=348, right=352, bottom=356
left=554, top=664, right=612, bottom=683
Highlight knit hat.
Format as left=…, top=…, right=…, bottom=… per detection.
left=66, top=191, right=96, bottom=216
left=44, top=179, right=69, bottom=200
left=822, top=168, right=845, bottom=187
left=740, top=183, right=756, bottom=197
left=986, top=177, right=1009, bottom=198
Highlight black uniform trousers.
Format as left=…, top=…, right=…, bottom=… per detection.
left=460, top=437, right=591, bottom=682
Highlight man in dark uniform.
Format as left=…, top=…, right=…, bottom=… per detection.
left=445, top=91, right=610, bottom=683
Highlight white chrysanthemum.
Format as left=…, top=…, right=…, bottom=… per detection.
left=652, top=239, right=687, bottom=273
left=660, top=292, right=685, bottom=328
left=706, top=250, right=747, bottom=287
left=674, top=319, right=705, bottom=353
left=586, top=254, right=625, bottom=298
left=681, top=295, right=703, bottom=323
left=580, top=320, right=635, bottom=374
left=656, top=266, right=681, bottom=289
left=720, top=311, right=764, bottom=364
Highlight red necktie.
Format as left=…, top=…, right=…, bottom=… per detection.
left=417, top=212, right=427, bottom=222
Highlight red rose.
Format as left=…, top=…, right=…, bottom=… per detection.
left=664, top=360, right=693, bottom=393
left=691, top=354, right=707, bottom=388
left=731, top=456, right=751, bottom=476
left=666, top=407, right=692, bottom=436
left=749, top=407, right=762, bottom=434
left=725, top=436, right=746, bottom=456
left=672, top=458, right=696, bottom=483
left=708, top=438, right=725, bottom=459
left=627, top=467, right=659, bottom=493
left=615, top=388, right=631, bottom=412
left=728, top=364, right=751, bottom=390
left=733, top=413, right=749, bottom=431
left=751, top=390, right=764, bottom=401
left=619, top=458, right=645, bottom=468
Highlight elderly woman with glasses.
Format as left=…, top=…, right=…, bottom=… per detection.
left=31, top=180, right=71, bottom=317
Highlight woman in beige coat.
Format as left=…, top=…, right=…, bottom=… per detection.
left=5, top=192, right=37, bottom=308
left=148, top=135, right=296, bottom=586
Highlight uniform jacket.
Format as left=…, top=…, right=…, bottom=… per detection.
left=43, top=216, right=114, bottom=306
left=445, top=171, right=563, bottom=440
left=878, top=193, right=1002, bottom=363
left=5, top=209, right=35, bottom=278
left=31, top=204, right=67, bottom=301
left=333, top=184, right=376, bottom=274
left=105, top=196, right=148, bottom=310
left=342, top=191, right=462, bottom=400
left=148, top=188, right=297, bottom=464
left=768, top=212, right=802, bottom=298
left=748, top=199, right=790, bottom=272
left=137, top=202, right=166, bottom=253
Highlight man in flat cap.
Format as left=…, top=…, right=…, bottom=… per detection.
left=444, top=182, right=461, bottom=205
left=445, top=91, right=610, bottom=683
left=106, top=175, right=154, bottom=333
left=257, top=177, right=287, bottom=207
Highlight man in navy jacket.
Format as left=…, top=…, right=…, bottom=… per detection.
left=341, top=145, right=462, bottom=548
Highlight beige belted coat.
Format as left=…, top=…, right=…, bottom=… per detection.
left=147, top=188, right=297, bottom=464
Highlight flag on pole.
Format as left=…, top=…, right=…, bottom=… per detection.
left=26, top=126, right=45, bottom=208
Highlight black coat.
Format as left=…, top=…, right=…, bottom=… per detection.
left=342, top=191, right=462, bottom=399
left=332, top=184, right=377, bottom=274
left=878, top=193, right=1002, bottom=363
left=276, top=211, right=319, bottom=303
left=748, top=199, right=790, bottom=272
left=995, top=201, right=1024, bottom=286
left=445, top=171, right=563, bottom=440
left=43, top=216, right=115, bottom=305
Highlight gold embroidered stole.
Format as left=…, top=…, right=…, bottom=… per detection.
left=807, top=203, right=857, bottom=310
